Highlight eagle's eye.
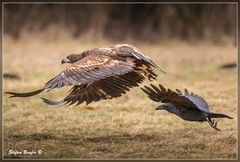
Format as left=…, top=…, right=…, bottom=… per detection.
left=66, top=56, right=73, bottom=60
left=66, top=54, right=77, bottom=61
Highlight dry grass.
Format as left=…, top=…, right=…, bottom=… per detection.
left=3, top=35, right=237, bottom=159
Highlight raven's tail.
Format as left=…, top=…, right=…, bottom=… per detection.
left=5, top=89, right=44, bottom=98
left=208, top=113, right=233, bottom=119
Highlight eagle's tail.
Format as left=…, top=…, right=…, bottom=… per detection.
left=5, top=89, right=44, bottom=98
left=41, top=97, right=64, bottom=105
left=208, top=113, right=233, bottom=119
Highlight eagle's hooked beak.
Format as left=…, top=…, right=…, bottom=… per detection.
left=61, top=58, right=71, bottom=64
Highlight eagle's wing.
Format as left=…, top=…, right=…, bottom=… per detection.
left=115, top=45, right=161, bottom=69
left=141, top=84, right=201, bottom=111
left=42, top=71, right=145, bottom=106
left=6, top=53, right=135, bottom=98
left=43, top=54, right=135, bottom=89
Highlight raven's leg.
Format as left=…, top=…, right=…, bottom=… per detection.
left=206, top=117, right=221, bottom=131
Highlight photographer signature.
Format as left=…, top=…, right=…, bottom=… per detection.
left=8, top=149, right=42, bottom=155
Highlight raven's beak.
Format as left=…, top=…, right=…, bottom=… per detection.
left=61, top=58, right=71, bottom=64
left=155, top=105, right=164, bottom=110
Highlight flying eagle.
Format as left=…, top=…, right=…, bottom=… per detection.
left=6, top=44, right=165, bottom=106
left=141, top=84, right=232, bottom=131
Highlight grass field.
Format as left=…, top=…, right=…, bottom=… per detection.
left=3, top=35, right=237, bottom=159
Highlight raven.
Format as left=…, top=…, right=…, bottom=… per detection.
left=141, top=84, right=233, bottom=131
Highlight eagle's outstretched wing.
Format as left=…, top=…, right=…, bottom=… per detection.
left=6, top=53, right=135, bottom=98
left=43, top=54, right=135, bottom=89
left=42, top=71, right=145, bottom=106
left=114, top=44, right=160, bottom=68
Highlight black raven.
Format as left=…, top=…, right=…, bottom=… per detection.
left=141, top=84, right=233, bottom=131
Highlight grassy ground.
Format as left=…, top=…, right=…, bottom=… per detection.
left=3, top=35, right=237, bottom=159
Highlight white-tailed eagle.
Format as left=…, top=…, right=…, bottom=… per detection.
left=6, top=44, right=165, bottom=106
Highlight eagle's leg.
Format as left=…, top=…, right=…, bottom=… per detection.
left=206, top=117, right=221, bottom=131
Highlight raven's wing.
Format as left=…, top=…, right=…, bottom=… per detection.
left=42, top=71, right=145, bottom=106
left=141, top=84, right=200, bottom=110
left=184, top=93, right=210, bottom=113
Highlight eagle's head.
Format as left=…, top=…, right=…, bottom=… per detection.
left=61, top=54, right=81, bottom=64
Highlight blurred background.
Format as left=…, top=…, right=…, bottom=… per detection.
left=4, top=3, right=237, bottom=43
left=3, top=3, right=237, bottom=159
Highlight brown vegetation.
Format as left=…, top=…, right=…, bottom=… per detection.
left=3, top=37, right=237, bottom=159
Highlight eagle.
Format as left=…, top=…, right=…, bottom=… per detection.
left=141, top=84, right=232, bottom=131
left=6, top=44, right=165, bottom=106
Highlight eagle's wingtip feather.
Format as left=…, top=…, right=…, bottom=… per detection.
left=41, top=97, right=63, bottom=105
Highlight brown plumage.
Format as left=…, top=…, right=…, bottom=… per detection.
left=6, top=44, right=165, bottom=106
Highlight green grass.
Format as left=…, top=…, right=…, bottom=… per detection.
left=3, top=36, right=237, bottom=159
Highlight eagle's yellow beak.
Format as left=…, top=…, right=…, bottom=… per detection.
left=61, top=58, right=71, bottom=64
